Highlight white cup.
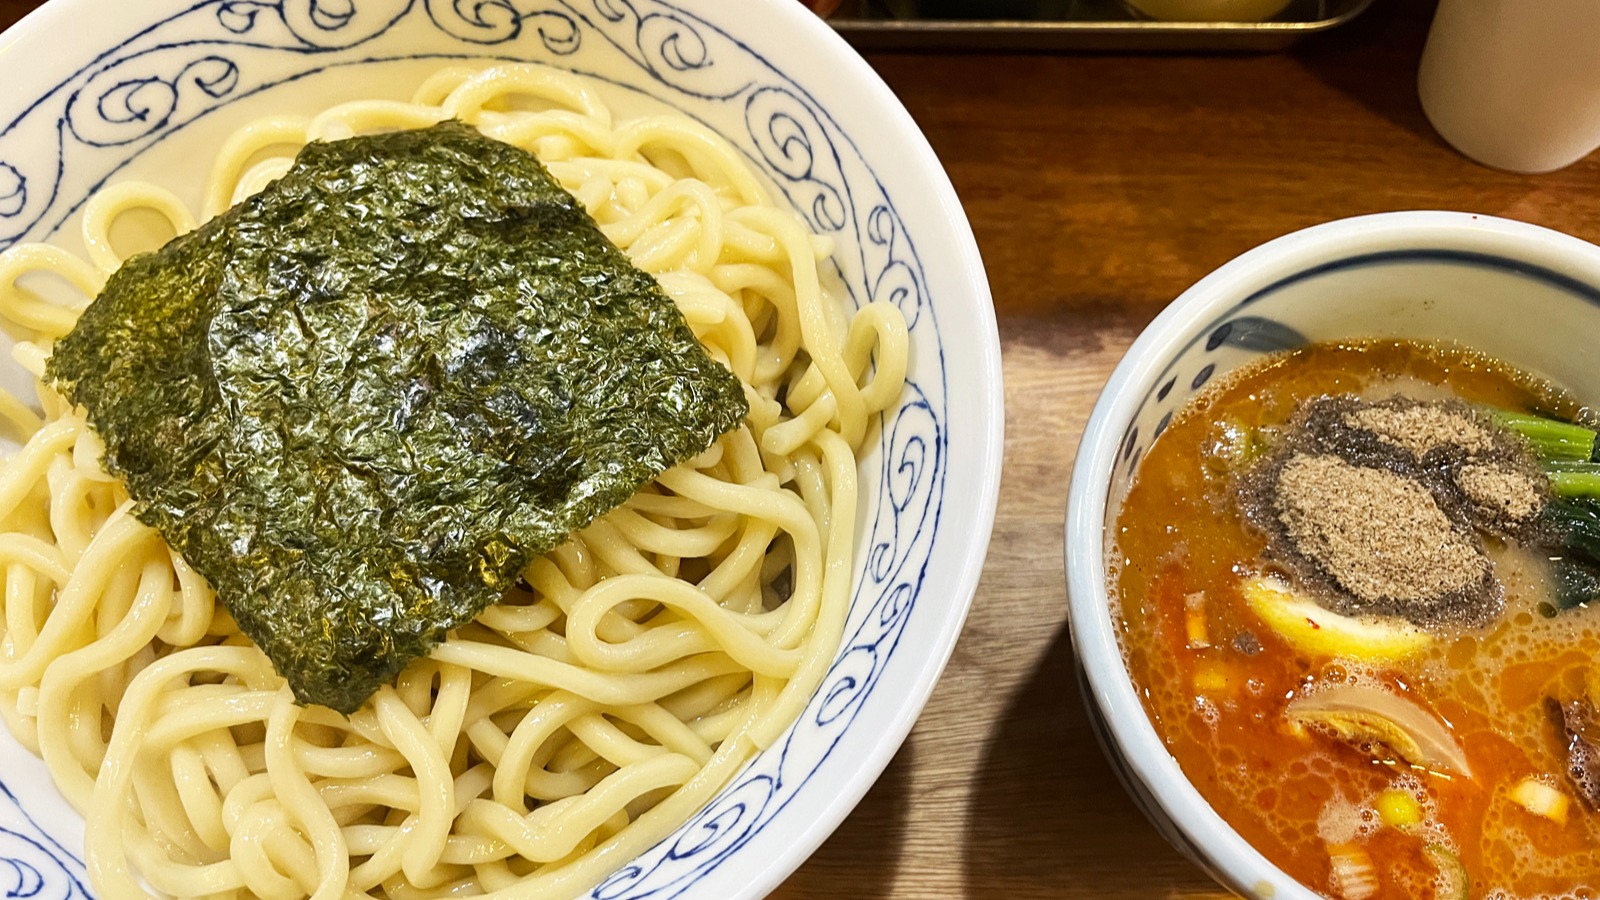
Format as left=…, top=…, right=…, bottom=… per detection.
left=1419, top=0, right=1600, bottom=174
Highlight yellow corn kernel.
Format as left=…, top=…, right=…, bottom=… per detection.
left=1376, top=789, right=1422, bottom=829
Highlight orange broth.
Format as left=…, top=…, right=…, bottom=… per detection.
left=1113, top=341, right=1600, bottom=899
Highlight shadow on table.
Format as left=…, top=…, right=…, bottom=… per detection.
left=960, top=621, right=1216, bottom=896
left=1292, top=0, right=1442, bottom=148
left=767, top=742, right=913, bottom=899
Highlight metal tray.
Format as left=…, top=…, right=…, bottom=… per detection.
left=828, top=0, right=1379, bottom=51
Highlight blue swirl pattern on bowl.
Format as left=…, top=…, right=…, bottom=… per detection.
left=0, top=782, right=92, bottom=900
left=0, top=3, right=950, bottom=897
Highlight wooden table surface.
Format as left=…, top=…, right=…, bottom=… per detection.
left=6, top=1, right=1600, bottom=897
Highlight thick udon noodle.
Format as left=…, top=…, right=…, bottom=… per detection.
left=0, top=64, right=908, bottom=899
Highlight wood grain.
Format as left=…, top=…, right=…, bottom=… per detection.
left=4, top=0, right=1599, bottom=896
left=797, top=3, right=1600, bottom=897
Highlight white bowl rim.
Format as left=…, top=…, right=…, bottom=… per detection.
left=713, top=4, right=1003, bottom=896
left=0, top=0, right=1006, bottom=896
left=1065, top=210, right=1600, bottom=900
left=683, top=4, right=1005, bottom=895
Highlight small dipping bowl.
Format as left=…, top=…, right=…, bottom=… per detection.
left=1064, top=211, right=1600, bottom=899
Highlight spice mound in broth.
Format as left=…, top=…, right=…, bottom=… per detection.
left=1236, top=395, right=1552, bottom=630
left=1113, top=340, right=1600, bottom=900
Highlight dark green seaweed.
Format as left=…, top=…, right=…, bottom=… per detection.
left=48, top=122, right=748, bottom=713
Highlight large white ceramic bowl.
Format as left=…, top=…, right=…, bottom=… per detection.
left=1066, top=211, right=1600, bottom=900
left=0, top=2, right=1003, bottom=897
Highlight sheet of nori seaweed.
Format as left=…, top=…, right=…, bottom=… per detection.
left=47, top=121, right=748, bottom=713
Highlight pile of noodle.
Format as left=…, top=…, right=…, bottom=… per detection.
left=0, top=63, right=908, bottom=899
